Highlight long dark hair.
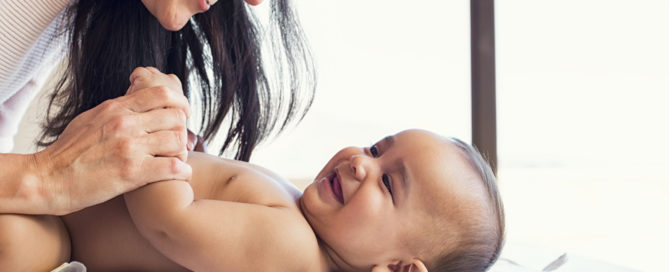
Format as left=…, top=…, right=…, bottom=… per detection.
left=40, top=0, right=315, bottom=161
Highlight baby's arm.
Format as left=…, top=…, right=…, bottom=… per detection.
left=123, top=178, right=310, bottom=271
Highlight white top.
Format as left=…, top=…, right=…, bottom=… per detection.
left=0, top=0, right=71, bottom=152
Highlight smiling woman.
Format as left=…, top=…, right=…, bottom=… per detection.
left=140, top=0, right=213, bottom=31
left=140, top=0, right=264, bottom=31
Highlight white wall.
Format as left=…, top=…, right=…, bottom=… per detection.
left=250, top=0, right=472, bottom=178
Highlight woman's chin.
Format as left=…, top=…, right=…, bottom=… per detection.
left=156, top=8, right=193, bottom=31
left=159, top=18, right=189, bottom=31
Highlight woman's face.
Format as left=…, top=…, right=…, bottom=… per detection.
left=141, top=0, right=264, bottom=31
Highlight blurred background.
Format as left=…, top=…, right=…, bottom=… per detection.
left=13, top=0, right=668, bottom=271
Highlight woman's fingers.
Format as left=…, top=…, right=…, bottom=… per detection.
left=140, top=130, right=189, bottom=162
left=139, top=157, right=193, bottom=183
left=135, top=108, right=188, bottom=134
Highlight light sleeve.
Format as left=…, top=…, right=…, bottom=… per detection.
left=0, top=0, right=71, bottom=152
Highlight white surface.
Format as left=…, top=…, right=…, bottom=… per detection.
left=491, top=242, right=639, bottom=272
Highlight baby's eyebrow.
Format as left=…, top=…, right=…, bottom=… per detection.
left=399, top=157, right=409, bottom=202
left=380, top=135, right=395, bottom=150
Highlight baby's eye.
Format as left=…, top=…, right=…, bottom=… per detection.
left=370, top=145, right=379, bottom=157
left=382, top=174, right=393, bottom=196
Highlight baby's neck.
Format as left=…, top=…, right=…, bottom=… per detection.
left=317, top=239, right=359, bottom=272
left=297, top=198, right=350, bottom=272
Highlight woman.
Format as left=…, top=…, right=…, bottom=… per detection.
left=0, top=0, right=314, bottom=215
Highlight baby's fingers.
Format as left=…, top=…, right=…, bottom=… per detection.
left=129, top=67, right=153, bottom=85
left=122, top=86, right=191, bottom=118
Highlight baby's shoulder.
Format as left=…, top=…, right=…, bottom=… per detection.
left=188, top=152, right=301, bottom=208
left=188, top=153, right=323, bottom=271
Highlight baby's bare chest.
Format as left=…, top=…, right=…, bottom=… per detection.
left=61, top=156, right=304, bottom=270
left=190, top=157, right=302, bottom=207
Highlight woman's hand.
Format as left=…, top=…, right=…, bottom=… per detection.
left=126, top=67, right=205, bottom=153
left=29, top=67, right=192, bottom=215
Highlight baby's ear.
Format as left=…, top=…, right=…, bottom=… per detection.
left=371, top=259, right=428, bottom=272
left=370, top=264, right=394, bottom=272
left=406, top=259, right=429, bottom=272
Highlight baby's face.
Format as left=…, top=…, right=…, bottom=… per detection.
left=300, top=129, right=488, bottom=269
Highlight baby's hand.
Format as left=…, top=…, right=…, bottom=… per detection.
left=126, top=67, right=182, bottom=96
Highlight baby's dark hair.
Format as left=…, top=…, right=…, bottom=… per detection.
left=431, top=138, right=505, bottom=272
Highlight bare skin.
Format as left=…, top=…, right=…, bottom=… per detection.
left=0, top=0, right=270, bottom=218
left=1, top=66, right=493, bottom=271
left=0, top=129, right=489, bottom=272
left=61, top=151, right=314, bottom=271
left=0, top=151, right=318, bottom=271
left=0, top=214, right=70, bottom=271
left=0, top=67, right=191, bottom=216
left=1, top=67, right=318, bottom=271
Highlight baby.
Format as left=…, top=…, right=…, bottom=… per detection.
left=0, top=70, right=504, bottom=272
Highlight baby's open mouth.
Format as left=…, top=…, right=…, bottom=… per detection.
left=330, top=172, right=344, bottom=204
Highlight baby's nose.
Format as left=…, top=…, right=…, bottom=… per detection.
left=349, top=155, right=367, bottom=181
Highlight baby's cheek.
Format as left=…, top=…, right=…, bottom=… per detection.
left=347, top=192, right=386, bottom=220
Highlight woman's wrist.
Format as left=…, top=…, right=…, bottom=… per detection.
left=0, top=153, right=49, bottom=214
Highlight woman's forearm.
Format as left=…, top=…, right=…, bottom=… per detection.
left=0, top=153, right=46, bottom=214
left=2, top=67, right=193, bottom=216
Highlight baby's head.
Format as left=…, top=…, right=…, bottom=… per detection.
left=299, top=129, right=505, bottom=271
